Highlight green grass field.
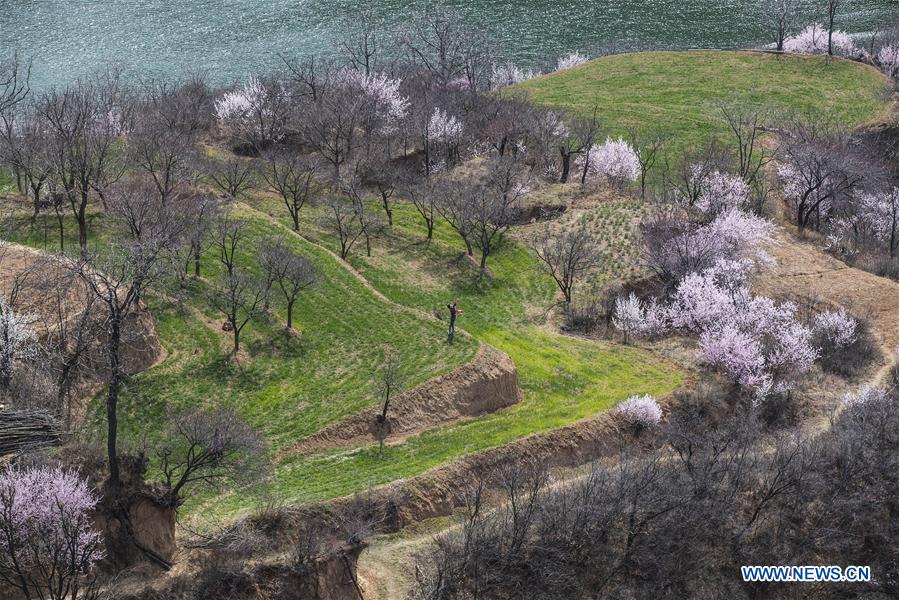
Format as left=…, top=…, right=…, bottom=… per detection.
left=512, top=50, right=891, bottom=163
left=180, top=196, right=683, bottom=520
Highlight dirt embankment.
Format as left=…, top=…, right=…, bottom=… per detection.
left=316, top=398, right=680, bottom=533
left=281, top=345, right=522, bottom=458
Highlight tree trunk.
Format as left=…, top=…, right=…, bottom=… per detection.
left=380, top=389, right=391, bottom=421
left=106, top=316, right=122, bottom=489
left=559, top=151, right=571, bottom=183
left=286, top=300, right=294, bottom=329
left=193, top=244, right=202, bottom=278
left=382, top=194, right=393, bottom=226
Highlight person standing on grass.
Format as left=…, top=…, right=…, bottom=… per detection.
left=447, top=299, right=462, bottom=340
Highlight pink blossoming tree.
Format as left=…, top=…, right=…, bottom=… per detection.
left=0, top=466, right=104, bottom=600
left=877, top=44, right=899, bottom=78
left=784, top=24, right=857, bottom=56
left=613, top=293, right=668, bottom=343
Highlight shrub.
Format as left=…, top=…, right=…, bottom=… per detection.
left=784, top=24, right=858, bottom=57
left=841, top=384, right=889, bottom=410
left=615, top=394, right=662, bottom=427
left=816, top=315, right=879, bottom=378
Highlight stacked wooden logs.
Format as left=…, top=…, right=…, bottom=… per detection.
left=0, top=410, right=61, bottom=456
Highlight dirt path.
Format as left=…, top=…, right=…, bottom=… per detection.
left=756, top=229, right=899, bottom=386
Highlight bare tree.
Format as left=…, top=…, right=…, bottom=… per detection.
left=180, top=192, right=222, bottom=279
left=75, top=232, right=177, bottom=491
left=43, top=273, right=100, bottom=427
left=139, top=73, right=213, bottom=136
left=259, top=238, right=317, bottom=330
left=402, top=175, right=438, bottom=241
left=300, top=85, right=363, bottom=181
left=718, top=102, right=769, bottom=184
left=0, top=102, right=54, bottom=215
left=212, top=215, right=248, bottom=276
left=157, top=408, right=264, bottom=508
left=338, top=1, right=383, bottom=75
left=360, top=157, right=399, bottom=226
left=826, top=0, right=843, bottom=56
left=375, top=345, right=405, bottom=424
left=261, top=150, right=317, bottom=231
left=435, top=179, right=476, bottom=257
left=760, top=0, right=800, bottom=51
left=530, top=225, right=601, bottom=306
left=340, top=168, right=384, bottom=258
left=280, top=54, right=329, bottom=102
left=127, top=101, right=198, bottom=205
left=778, top=131, right=865, bottom=232
left=321, top=195, right=364, bottom=260
left=399, top=9, right=471, bottom=87
left=574, top=105, right=602, bottom=185
left=469, top=157, right=528, bottom=269
left=208, top=269, right=269, bottom=354
left=0, top=53, right=30, bottom=116
left=629, top=130, right=666, bottom=198
left=106, top=177, right=173, bottom=243
left=205, top=154, right=256, bottom=200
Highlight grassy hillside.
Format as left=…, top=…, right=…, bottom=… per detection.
left=512, top=50, right=891, bottom=161
left=184, top=196, right=684, bottom=519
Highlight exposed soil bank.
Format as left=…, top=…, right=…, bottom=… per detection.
left=282, top=345, right=522, bottom=458
left=0, top=242, right=162, bottom=380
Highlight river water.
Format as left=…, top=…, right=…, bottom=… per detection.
left=0, top=0, right=895, bottom=90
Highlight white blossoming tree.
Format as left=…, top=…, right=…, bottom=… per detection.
left=0, top=299, right=37, bottom=393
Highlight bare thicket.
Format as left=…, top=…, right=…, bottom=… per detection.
left=413, top=394, right=899, bottom=598
left=38, top=72, right=132, bottom=256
